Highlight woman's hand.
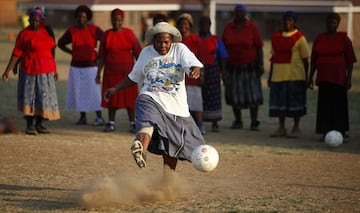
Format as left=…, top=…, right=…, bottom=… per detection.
left=104, top=88, right=116, bottom=102
left=189, top=67, right=201, bottom=79
left=307, top=79, right=314, bottom=90
left=95, top=74, right=101, bottom=84
left=2, top=71, right=9, bottom=83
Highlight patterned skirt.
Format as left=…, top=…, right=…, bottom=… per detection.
left=269, top=80, right=307, bottom=117
left=135, top=95, right=205, bottom=162
left=18, top=71, right=60, bottom=120
left=224, top=62, right=263, bottom=109
left=66, top=66, right=102, bottom=112
left=202, top=64, right=222, bottom=122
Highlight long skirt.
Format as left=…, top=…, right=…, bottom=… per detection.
left=101, top=63, right=137, bottom=110
left=202, top=64, right=222, bottom=122
left=224, top=62, right=263, bottom=109
left=66, top=66, right=102, bottom=112
left=186, top=86, right=203, bottom=112
left=316, top=82, right=349, bottom=134
left=18, top=71, right=60, bottom=120
left=136, top=95, right=205, bottom=162
left=269, top=80, right=306, bottom=117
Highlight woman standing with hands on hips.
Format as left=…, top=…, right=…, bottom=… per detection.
left=58, top=5, right=105, bottom=126
left=104, top=22, right=205, bottom=170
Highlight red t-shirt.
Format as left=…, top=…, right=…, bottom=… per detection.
left=200, top=35, right=218, bottom=65
left=58, top=24, right=104, bottom=67
left=12, top=26, right=56, bottom=75
left=311, top=32, right=357, bottom=86
left=222, top=19, right=263, bottom=65
left=182, top=33, right=206, bottom=86
left=99, top=28, right=142, bottom=66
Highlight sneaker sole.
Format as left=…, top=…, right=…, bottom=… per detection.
left=131, top=140, right=147, bottom=168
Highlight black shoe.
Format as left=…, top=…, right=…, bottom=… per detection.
left=76, top=117, right=87, bottom=125
left=129, top=122, right=136, bottom=133
left=342, top=133, right=350, bottom=143
left=25, top=126, right=37, bottom=135
left=104, top=123, right=115, bottom=132
left=35, top=124, right=50, bottom=134
left=198, top=123, right=206, bottom=135
left=231, top=120, right=243, bottom=129
left=250, top=120, right=260, bottom=131
left=211, top=123, right=219, bottom=132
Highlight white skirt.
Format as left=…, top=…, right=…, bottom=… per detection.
left=66, top=66, right=102, bottom=112
left=186, top=85, right=203, bottom=111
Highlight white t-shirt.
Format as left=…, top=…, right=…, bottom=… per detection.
left=128, top=42, right=203, bottom=117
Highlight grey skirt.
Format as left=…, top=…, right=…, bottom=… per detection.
left=18, top=71, right=60, bottom=120
left=135, top=95, right=206, bottom=162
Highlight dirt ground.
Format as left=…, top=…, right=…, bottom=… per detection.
left=0, top=113, right=359, bottom=213
left=0, top=41, right=359, bottom=212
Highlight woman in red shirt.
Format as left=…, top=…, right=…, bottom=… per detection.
left=198, top=16, right=228, bottom=132
left=96, top=8, right=142, bottom=133
left=2, top=9, right=60, bottom=135
left=308, top=13, right=357, bottom=142
left=58, top=5, right=105, bottom=126
left=222, top=4, right=264, bottom=131
left=177, top=13, right=207, bottom=134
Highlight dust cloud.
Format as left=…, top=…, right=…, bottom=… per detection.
left=78, top=168, right=193, bottom=208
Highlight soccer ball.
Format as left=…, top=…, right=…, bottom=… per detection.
left=324, top=130, right=343, bottom=148
left=191, top=144, right=219, bottom=172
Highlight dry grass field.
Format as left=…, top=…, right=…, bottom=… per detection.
left=0, top=29, right=359, bottom=212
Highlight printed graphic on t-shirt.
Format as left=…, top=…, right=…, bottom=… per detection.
left=144, top=56, right=183, bottom=96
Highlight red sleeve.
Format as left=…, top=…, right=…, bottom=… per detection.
left=127, top=29, right=142, bottom=58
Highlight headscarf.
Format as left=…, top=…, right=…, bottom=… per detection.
left=29, top=8, right=43, bottom=19
left=283, top=10, right=298, bottom=22
left=111, top=8, right=124, bottom=19
left=234, top=3, right=247, bottom=12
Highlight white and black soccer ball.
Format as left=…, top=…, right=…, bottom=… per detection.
left=191, top=144, right=219, bottom=172
left=324, top=130, right=343, bottom=148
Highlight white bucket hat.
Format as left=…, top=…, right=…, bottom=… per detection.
left=145, top=22, right=182, bottom=44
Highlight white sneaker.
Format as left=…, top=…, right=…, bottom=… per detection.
left=93, top=117, right=105, bottom=126
left=104, top=123, right=115, bottom=132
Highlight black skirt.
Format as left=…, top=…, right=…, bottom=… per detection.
left=316, top=82, right=349, bottom=134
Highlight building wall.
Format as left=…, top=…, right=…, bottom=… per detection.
left=0, top=0, right=19, bottom=26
